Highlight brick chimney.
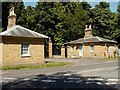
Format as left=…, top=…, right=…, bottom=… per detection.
left=84, top=25, right=93, bottom=38
left=7, top=7, right=16, bottom=29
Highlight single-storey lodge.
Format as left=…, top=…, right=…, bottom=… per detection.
left=61, top=25, right=118, bottom=59
left=0, top=7, right=48, bottom=66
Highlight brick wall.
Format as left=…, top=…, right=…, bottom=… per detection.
left=66, top=45, right=79, bottom=58
left=107, top=44, right=118, bottom=58
left=66, top=43, right=118, bottom=59
left=67, top=46, right=71, bottom=58
left=7, top=16, right=16, bottom=29
left=2, top=36, right=45, bottom=66
left=84, top=30, right=92, bottom=38
left=74, top=45, right=79, bottom=58
left=48, top=41, right=52, bottom=58
left=94, top=44, right=103, bottom=58
left=0, top=43, right=3, bottom=66
left=61, top=46, right=65, bottom=58
left=83, top=44, right=89, bottom=58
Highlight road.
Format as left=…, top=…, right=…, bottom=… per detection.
left=1, top=59, right=120, bottom=89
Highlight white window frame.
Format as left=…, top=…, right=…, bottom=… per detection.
left=90, top=45, right=94, bottom=52
left=21, top=43, right=30, bottom=57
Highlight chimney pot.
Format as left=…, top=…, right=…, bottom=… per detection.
left=89, top=25, right=92, bottom=29
left=9, top=7, right=16, bottom=16
left=85, top=25, right=88, bottom=29
left=7, top=7, right=16, bottom=30
left=84, top=25, right=93, bottom=38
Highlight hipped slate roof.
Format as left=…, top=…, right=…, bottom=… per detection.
left=64, top=36, right=117, bottom=45
left=0, top=25, right=48, bottom=38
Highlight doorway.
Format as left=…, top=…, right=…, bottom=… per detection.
left=79, top=44, right=83, bottom=57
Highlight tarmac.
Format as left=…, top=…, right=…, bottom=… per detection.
left=45, top=58, right=118, bottom=66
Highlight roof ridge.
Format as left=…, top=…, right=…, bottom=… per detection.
left=96, top=36, right=102, bottom=41
left=96, top=36, right=117, bottom=43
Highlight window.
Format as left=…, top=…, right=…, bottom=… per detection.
left=90, top=45, right=94, bottom=52
left=21, top=43, right=30, bottom=57
left=79, top=45, right=83, bottom=50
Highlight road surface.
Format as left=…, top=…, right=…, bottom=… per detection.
left=1, top=59, right=120, bottom=89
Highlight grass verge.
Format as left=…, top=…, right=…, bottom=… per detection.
left=1, top=62, right=73, bottom=70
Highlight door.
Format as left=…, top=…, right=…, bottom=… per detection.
left=79, top=44, right=83, bottom=57
left=65, top=47, right=67, bottom=58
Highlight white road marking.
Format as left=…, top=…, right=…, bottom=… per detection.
left=97, top=82, right=103, bottom=85
left=77, top=66, right=118, bottom=74
left=107, top=79, right=120, bottom=82
left=67, top=77, right=81, bottom=80
left=2, top=77, right=16, bottom=83
left=63, top=73, right=72, bottom=76
left=87, top=78, right=104, bottom=81
left=32, top=78, right=38, bottom=81
left=23, top=78, right=30, bottom=81
left=3, top=78, right=16, bottom=80
left=106, top=82, right=117, bottom=85
left=41, top=79, right=56, bottom=82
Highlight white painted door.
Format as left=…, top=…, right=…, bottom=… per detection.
left=79, top=44, right=83, bottom=57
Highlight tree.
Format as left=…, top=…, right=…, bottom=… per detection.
left=117, top=1, right=120, bottom=29
left=113, top=1, right=120, bottom=48
left=62, top=2, right=88, bottom=42
left=97, top=2, right=109, bottom=9
left=80, top=1, right=93, bottom=25
left=2, top=1, right=25, bottom=31
left=91, top=1, right=116, bottom=40
left=24, top=6, right=35, bottom=30
left=32, top=2, right=88, bottom=54
left=0, top=2, right=2, bottom=29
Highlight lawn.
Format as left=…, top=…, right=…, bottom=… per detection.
left=1, top=62, right=73, bottom=70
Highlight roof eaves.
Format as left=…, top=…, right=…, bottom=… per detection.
left=0, top=26, right=16, bottom=35
left=1, top=35, right=48, bottom=39
left=100, top=37, right=117, bottom=43
left=100, top=40, right=117, bottom=43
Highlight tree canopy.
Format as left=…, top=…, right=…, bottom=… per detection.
left=2, top=1, right=120, bottom=49
left=2, top=1, right=25, bottom=31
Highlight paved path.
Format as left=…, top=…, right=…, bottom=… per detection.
left=45, top=58, right=118, bottom=66
left=1, top=59, right=119, bottom=89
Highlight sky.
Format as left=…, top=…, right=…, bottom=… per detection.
left=23, top=0, right=119, bottom=12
